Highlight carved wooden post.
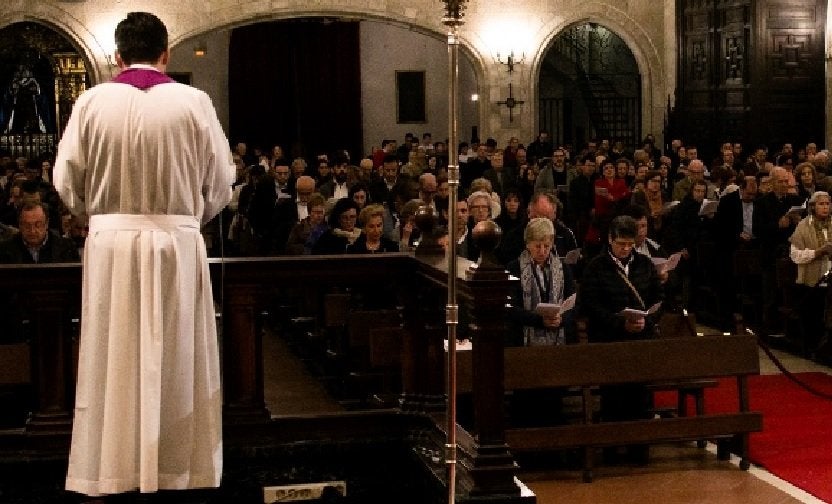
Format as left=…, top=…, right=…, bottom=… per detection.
left=26, top=287, right=76, bottom=433
left=222, top=277, right=270, bottom=424
left=399, top=207, right=448, bottom=412
left=400, top=262, right=446, bottom=413
left=460, top=220, right=519, bottom=496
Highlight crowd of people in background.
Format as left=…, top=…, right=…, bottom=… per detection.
left=5, top=128, right=832, bottom=468
left=214, top=132, right=832, bottom=361
left=3, top=132, right=832, bottom=364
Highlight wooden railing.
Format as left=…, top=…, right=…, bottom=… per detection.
left=0, top=248, right=521, bottom=500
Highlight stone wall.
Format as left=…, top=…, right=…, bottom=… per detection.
left=11, top=0, right=821, bottom=152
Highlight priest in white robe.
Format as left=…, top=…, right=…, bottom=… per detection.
left=52, top=12, right=234, bottom=497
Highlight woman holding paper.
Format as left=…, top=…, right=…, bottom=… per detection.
left=579, top=215, right=663, bottom=342
left=578, top=215, right=663, bottom=464
left=506, top=217, right=576, bottom=347
left=789, top=191, right=832, bottom=360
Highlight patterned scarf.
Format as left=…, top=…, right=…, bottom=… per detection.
left=518, top=249, right=565, bottom=346
left=812, top=215, right=831, bottom=250
left=332, top=227, right=362, bottom=245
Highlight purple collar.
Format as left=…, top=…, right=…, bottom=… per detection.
left=112, top=67, right=175, bottom=90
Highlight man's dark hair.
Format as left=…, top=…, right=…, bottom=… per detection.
left=382, top=154, right=398, bottom=165
left=738, top=175, right=756, bottom=189
left=349, top=182, right=370, bottom=200
left=608, top=215, right=637, bottom=240
left=328, top=198, right=360, bottom=228
left=20, top=180, right=40, bottom=195
left=18, top=201, right=48, bottom=224
left=619, top=204, right=648, bottom=221
left=115, top=12, right=168, bottom=65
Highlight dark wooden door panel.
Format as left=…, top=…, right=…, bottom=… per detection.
left=673, top=0, right=824, bottom=158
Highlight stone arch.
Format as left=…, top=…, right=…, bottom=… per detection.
left=532, top=3, right=666, bottom=142
left=169, top=4, right=489, bottom=141
left=0, top=6, right=109, bottom=84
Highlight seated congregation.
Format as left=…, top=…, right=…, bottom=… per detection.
left=0, top=132, right=827, bottom=475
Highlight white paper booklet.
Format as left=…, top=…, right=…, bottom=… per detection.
left=535, top=293, right=577, bottom=317
left=652, top=252, right=683, bottom=273
left=563, top=248, right=581, bottom=265
left=663, top=200, right=680, bottom=213
left=618, top=301, right=662, bottom=319
left=595, top=186, right=609, bottom=196
left=788, top=200, right=807, bottom=214
left=699, top=199, right=718, bottom=217
left=443, top=339, right=472, bottom=352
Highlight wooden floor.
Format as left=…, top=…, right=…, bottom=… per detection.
left=262, top=329, right=831, bottom=504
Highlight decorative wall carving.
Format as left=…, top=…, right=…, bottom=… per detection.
left=672, top=0, right=823, bottom=159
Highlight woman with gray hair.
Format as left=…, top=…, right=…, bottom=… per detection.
left=789, top=190, right=832, bottom=359
left=505, top=217, right=576, bottom=427
left=463, top=190, right=494, bottom=261
left=505, top=217, right=576, bottom=346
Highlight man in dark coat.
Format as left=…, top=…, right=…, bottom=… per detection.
left=0, top=202, right=79, bottom=263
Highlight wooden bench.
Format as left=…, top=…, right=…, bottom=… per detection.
left=455, top=334, right=763, bottom=482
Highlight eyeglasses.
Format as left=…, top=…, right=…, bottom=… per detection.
left=470, top=205, right=489, bottom=210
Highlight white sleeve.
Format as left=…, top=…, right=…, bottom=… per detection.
left=198, top=93, right=234, bottom=224
left=790, top=243, right=819, bottom=264
left=53, top=95, right=88, bottom=218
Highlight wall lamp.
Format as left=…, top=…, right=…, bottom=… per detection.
left=495, top=50, right=525, bottom=74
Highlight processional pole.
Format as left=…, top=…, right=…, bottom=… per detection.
left=440, top=1, right=467, bottom=503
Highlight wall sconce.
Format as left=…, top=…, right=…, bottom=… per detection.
left=470, top=93, right=479, bottom=102
left=495, top=51, right=525, bottom=74
left=194, top=43, right=207, bottom=57
left=104, top=53, right=117, bottom=68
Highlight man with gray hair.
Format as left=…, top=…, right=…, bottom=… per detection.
left=672, top=159, right=713, bottom=201
left=418, top=172, right=438, bottom=209
left=754, top=166, right=805, bottom=334
left=812, top=150, right=829, bottom=177
left=496, top=190, right=578, bottom=266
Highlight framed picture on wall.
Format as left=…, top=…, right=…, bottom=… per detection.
left=396, top=71, right=426, bottom=123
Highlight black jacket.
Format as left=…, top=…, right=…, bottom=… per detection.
left=578, top=250, right=663, bottom=342
left=0, top=231, right=80, bottom=264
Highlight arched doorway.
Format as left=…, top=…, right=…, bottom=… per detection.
left=171, top=17, right=479, bottom=162
left=538, top=22, right=641, bottom=152
left=0, top=21, right=90, bottom=159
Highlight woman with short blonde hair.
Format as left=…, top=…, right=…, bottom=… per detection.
left=348, top=203, right=399, bottom=254
left=505, top=217, right=575, bottom=347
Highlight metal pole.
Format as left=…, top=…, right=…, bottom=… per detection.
left=441, top=2, right=466, bottom=503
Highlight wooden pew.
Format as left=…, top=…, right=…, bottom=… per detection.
left=455, top=334, right=762, bottom=482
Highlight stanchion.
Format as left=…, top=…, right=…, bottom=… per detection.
left=439, top=1, right=468, bottom=503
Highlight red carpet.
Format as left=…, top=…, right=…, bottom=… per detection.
left=657, top=372, right=832, bottom=502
